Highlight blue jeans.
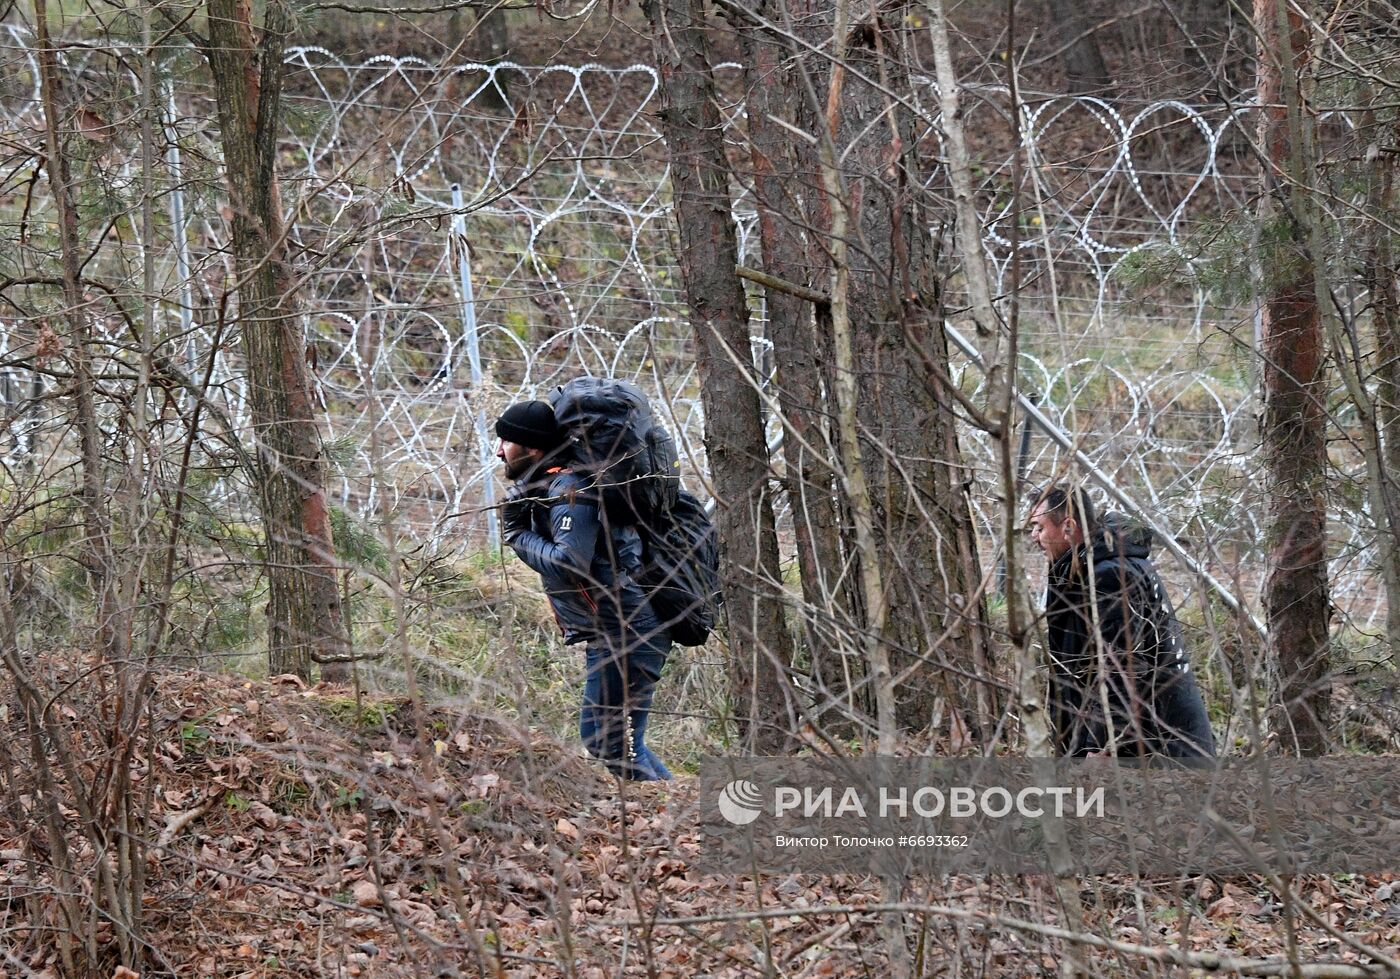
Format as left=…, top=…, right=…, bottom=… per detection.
left=580, top=629, right=672, bottom=781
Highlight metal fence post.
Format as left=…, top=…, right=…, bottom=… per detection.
left=451, top=184, right=498, bottom=545
left=164, top=80, right=196, bottom=375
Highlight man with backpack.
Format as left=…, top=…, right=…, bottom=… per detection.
left=494, top=398, right=675, bottom=781
left=1027, top=485, right=1216, bottom=761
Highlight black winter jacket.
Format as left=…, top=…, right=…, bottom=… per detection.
left=1044, top=517, right=1216, bottom=760
left=508, top=465, right=663, bottom=647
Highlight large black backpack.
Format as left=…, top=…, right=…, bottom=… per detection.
left=549, top=377, right=680, bottom=527
left=548, top=377, right=720, bottom=645
left=637, top=490, right=722, bottom=647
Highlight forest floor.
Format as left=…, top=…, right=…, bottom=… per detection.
left=1, top=657, right=1397, bottom=977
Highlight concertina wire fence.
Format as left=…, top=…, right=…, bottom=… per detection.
left=0, top=27, right=1387, bottom=638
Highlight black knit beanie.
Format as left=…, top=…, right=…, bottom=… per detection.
left=495, top=400, right=564, bottom=451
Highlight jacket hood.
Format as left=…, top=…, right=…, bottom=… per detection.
left=1093, top=510, right=1156, bottom=562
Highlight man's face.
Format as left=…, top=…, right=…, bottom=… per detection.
left=497, top=438, right=542, bottom=481
left=1029, top=502, right=1080, bottom=562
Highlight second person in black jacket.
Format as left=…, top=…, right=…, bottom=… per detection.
left=1028, top=486, right=1216, bottom=761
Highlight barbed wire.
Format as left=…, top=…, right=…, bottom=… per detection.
left=0, top=31, right=1386, bottom=631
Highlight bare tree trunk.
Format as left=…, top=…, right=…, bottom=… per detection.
left=34, top=0, right=116, bottom=654
left=1372, top=269, right=1400, bottom=662
left=826, top=0, right=988, bottom=739
left=645, top=0, right=798, bottom=753
left=1045, top=0, right=1115, bottom=97
left=451, top=1, right=512, bottom=108
left=925, top=0, right=1016, bottom=750
left=791, top=0, right=903, bottom=759
left=735, top=0, right=857, bottom=733
left=1317, top=181, right=1400, bottom=673
left=1363, top=111, right=1400, bottom=661
left=445, top=0, right=509, bottom=62
left=474, top=3, right=510, bottom=64
left=30, top=11, right=138, bottom=967
left=1255, top=0, right=1330, bottom=755
left=806, top=6, right=911, bottom=968
left=206, top=0, right=351, bottom=680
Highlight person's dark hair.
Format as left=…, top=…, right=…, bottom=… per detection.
left=1031, top=484, right=1096, bottom=533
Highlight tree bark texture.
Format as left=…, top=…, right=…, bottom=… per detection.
left=31, top=5, right=145, bottom=966
left=450, top=3, right=512, bottom=108
left=207, top=0, right=351, bottom=679
left=34, top=0, right=119, bottom=655
left=824, top=6, right=988, bottom=735
left=1045, top=0, right=1115, bottom=97
left=1372, top=224, right=1400, bottom=660
left=735, top=0, right=859, bottom=733
left=646, top=0, right=798, bottom=752
left=1255, top=0, right=1330, bottom=755
left=473, top=4, right=510, bottom=63
left=1363, top=119, right=1400, bottom=660
left=928, top=0, right=1008, bottom=745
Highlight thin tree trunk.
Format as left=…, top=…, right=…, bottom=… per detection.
left=451, top=1, right=511, bottom=108
left=803, top=0, right=901, bottom=756
left=206, top=0, right=351, bottom=680
left=34, top=0, right=115, bottom=652
left=808, top=4, right=910, bottom=969
left=735, top=0, right=857, bottom=734
left=926, top=0, right=1008, bottom=744
left=645, top=0, right=797, bottom=753
left=1255, top=0, right=1330, bottom=755
left=826, top=0, right=987, bottom=739
left=30, top=12, right=122, bottom=968
left=1045, top=0, right=1115, bottom=97
left=474, top=3, right=510, bottom=64
left=1363, top=113, right=1400, bottom=661
left=784, top=0, right=912, bottom=767
left=1373, top=270, right=1400, bottom=663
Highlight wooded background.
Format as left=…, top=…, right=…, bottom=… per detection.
left=1, top=0, right=1398, bottom=974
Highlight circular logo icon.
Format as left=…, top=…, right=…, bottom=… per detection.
left=717, top=779, right=764, bottom=825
